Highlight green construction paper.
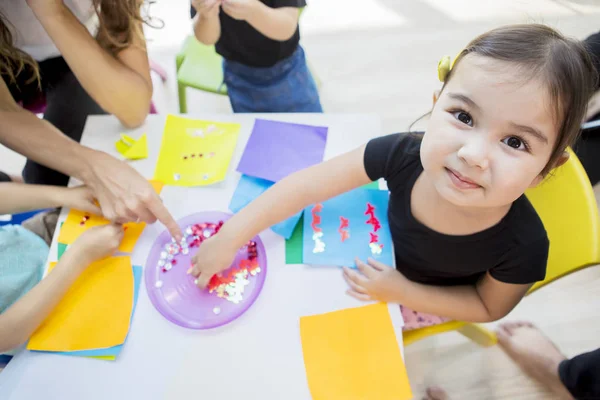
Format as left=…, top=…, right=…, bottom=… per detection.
left=285, top=214, right=304, bottom=264
left=284, top=181, right=383, bottom=265
left=57, top=243, right=68, bottom=260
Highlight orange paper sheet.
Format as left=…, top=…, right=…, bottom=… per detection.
left=58, top=180, right=164, bottom=253
left=27, top=256, right=134, bottom=352
left=299, top=303, right=412, bottom=400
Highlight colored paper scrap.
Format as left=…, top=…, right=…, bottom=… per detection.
left=27, top=256, right=134, bottom=352
left=57, top=180, right=164, bottom=253
left=229, top=174, right=302, bottom=239
left=285, top=214, right=304, bottom=264
left=154, top=115, right=241, bottom=186
left=302, top=188, right=393, bottom=268
left=115, top=133, right=148, bottom=160
left=36, top=265, right=143, bottom=360
left=300, top=303, right=412, bottom=400
left=236, top=119, right=328, bottom=183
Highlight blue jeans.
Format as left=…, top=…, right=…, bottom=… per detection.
left=223, top=46, right=323, bottom=113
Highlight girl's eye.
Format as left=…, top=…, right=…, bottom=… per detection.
left=502, top=136, right=528, bottom=151
left=452, top=111, right=473, bottom=126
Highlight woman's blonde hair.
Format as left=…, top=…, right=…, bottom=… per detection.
left=0, top=1, right=161, bottom=87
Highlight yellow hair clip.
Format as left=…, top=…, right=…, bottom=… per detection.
left=437, top=50, right=464, bottom=82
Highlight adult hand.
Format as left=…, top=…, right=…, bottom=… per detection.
left=83, top=151, right=182, bottom=240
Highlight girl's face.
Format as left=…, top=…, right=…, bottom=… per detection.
left=420, top=54, right=560, bottom=209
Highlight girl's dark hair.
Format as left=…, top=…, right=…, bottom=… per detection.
left=439, top=24, right=598, bottom=175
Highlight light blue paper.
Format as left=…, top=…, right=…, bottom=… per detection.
left=33, top=265, right=142, bottom=358
left=302, top=188, right=393, bottom=268
left=229, top=174, right=303, bottom=239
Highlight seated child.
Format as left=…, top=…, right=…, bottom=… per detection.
left=188, top=24, right=597, bottom=330
left=191, top=0, right=322, bottom=113
left=0, top=182, right=122, bottom=353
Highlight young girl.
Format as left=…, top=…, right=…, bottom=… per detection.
left=0, top=0, right=155, bottom=186
left=0, top=182, right=123, bottom=353
left=191, top=0, right=322, bottom=113
left=189, top=24, right=596, bottom=330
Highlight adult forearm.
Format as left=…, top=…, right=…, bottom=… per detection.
left=33, top=5, right=151, bottom=127
left=0, top=108, right=96, bottom=183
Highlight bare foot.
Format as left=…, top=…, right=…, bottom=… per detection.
left=496, top=322, right=573, bottom=399
left=423, top=386, right=449, bottom=400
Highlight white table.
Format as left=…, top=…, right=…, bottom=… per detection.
left=0, top=114, right=405, bottom=400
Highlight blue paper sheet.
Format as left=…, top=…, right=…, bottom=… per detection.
left=33, top=265, right=142, bottom=358
left=229, top=174, right=303, bottom=239
left=302, top=188, right=394, bottom=268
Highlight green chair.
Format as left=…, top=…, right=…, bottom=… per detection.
left=176, top=8, right=320, bottom=113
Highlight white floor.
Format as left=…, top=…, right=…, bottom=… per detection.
left=3, top=1, right=600, bottom=398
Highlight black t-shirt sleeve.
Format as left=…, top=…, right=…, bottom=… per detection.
left=272, top=0, right=306, bottom=7
left=489, top=236, right=549, bottom=284
left=363, top=133, right=421, bottom=187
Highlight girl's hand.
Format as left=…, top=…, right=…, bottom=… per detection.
left=343, top=258, right=406, bottom=303
left=221, top=0, right=259, bottom=21
left=192, top=0, right=222, bottom=18
left=190, top=235, right=239, bottom=289
left=68, top=224, right=124, bottom=265
left=61, top=186, right=103, bottom=215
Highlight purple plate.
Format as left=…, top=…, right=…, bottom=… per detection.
left=145, top=211, right=267, bottom=329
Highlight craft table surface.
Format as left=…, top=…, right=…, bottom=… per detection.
left=0, top=114, right=405, bottom=400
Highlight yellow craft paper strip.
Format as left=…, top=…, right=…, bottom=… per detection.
left=299, top=303, right=412, bottom=400
left=57, top=180, right=164, bottom=252
left=153, top=115, right=241, bottom=186
left=27, top=256, right=134, bottom=352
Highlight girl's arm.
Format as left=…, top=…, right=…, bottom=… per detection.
left=191, top=145, right=372, bottom=287
left=221, top=0, right=299, bottom=42
left=0, top=183, right=101, bottom=216
left=394, top=273, right=530, bottom=322
left=192, top=1, right=222, bottom=45
left=345, top=259, right=531, bottom=323
left=28, top=1, right=152, bottom=128
left=245, top=5, right=299, bottom=42
left=0, top=225, right=122, bottom=353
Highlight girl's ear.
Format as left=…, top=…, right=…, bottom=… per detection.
left=554, top=151, right=570, bottom=168
left=432, top=90, right=441, bottom=105
left=529, top=151, right=570, bottom=188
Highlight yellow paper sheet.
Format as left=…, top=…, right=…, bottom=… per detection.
left=27, top=256, right=134, bottom=352
left=57, top=180, right=164, bottom=253
left=299, top=303, right=412, bottom=400
left=153, top=115, right=241, bottom=186
left=115, top=133, right=148, bottom=160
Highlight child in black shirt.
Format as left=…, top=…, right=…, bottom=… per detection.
left=191, top=0, right=322, bottom=113
left=189, top=24, right=596, bottom=330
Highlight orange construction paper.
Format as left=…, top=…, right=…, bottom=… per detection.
left=299, top=303, right=412, bottom=400
left=58, top=180, right=164, bottom=253
left=27, top=256, right=134, bottom=352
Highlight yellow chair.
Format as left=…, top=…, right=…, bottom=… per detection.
left=403, top=149, right=600, bottom=347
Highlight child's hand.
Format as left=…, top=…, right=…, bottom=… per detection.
left=189, top=235, right=239, bottom=289
left=61, top=186, right=102, bottom=215
left=221, top=0, right=259, bottom=21
left=192, top=0, right=221, bottom=18
left=343, top=258, right=405, bottom=303
left=69, top=224, right=124, bottom=264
